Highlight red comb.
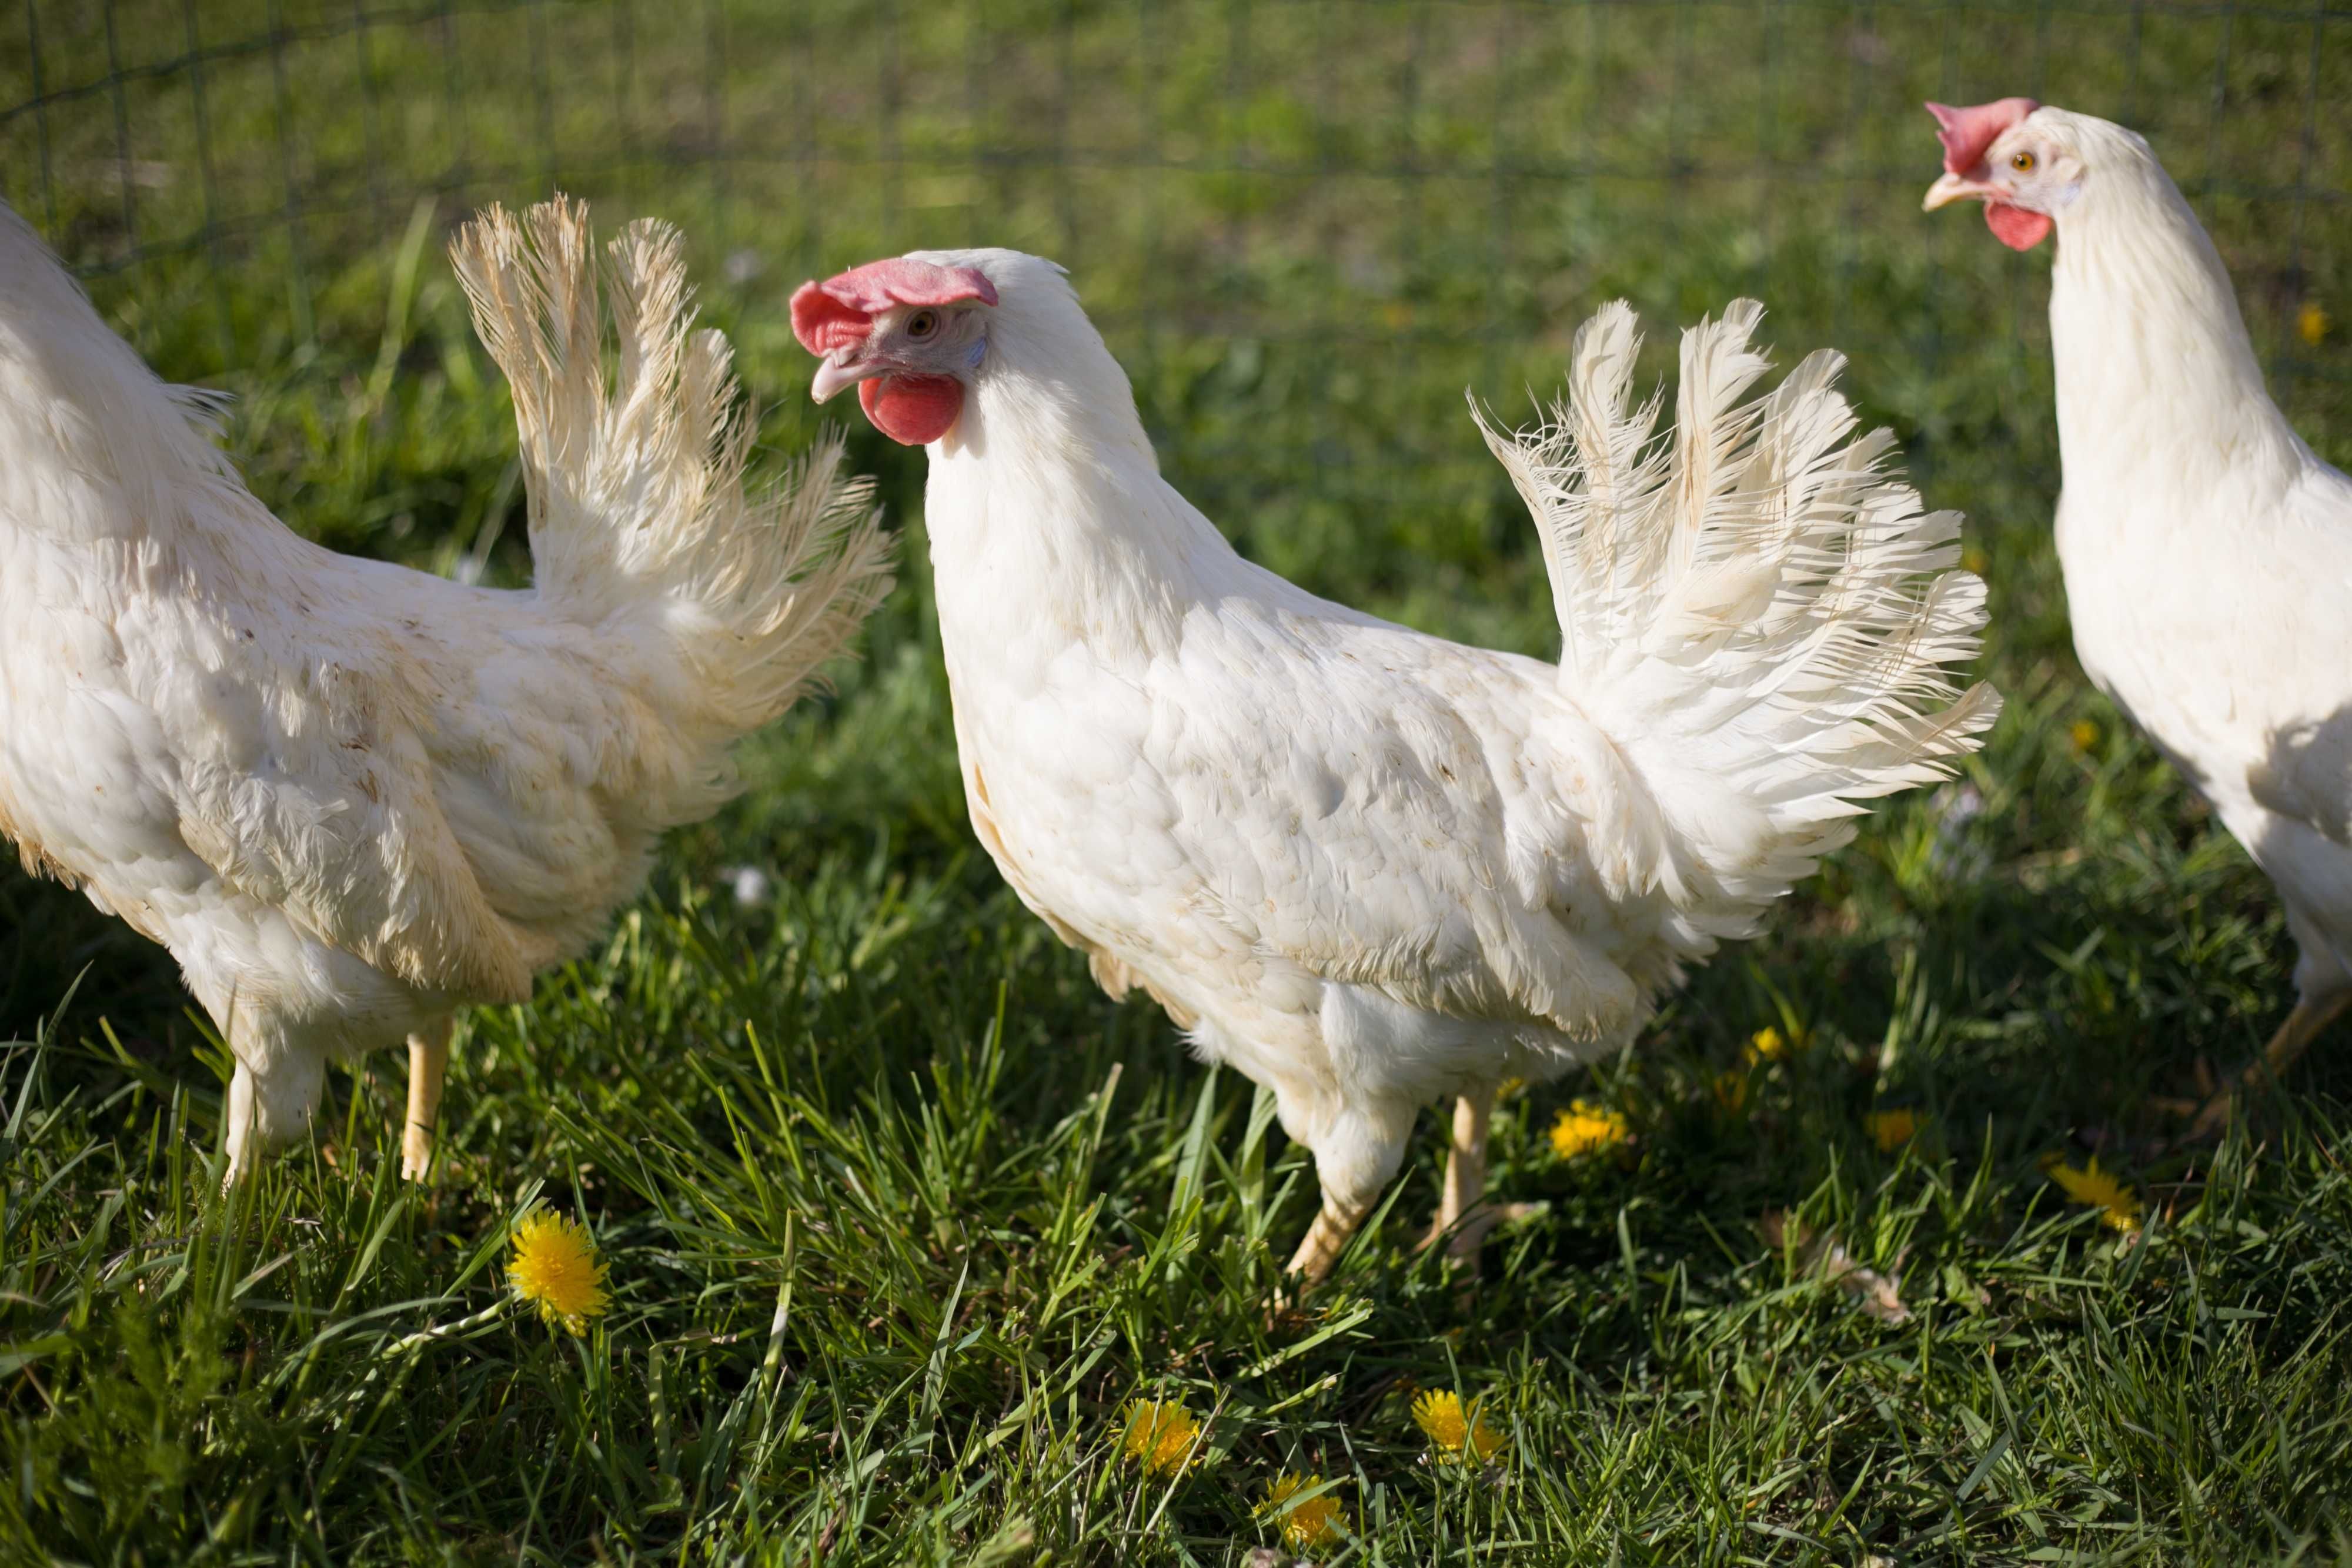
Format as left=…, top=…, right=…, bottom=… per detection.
left=790, top=258, right=999, bottom=355
left=1925, top=98, right=2040, bottom=175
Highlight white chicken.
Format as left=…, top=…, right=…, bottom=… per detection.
left=0, top=198, right=891, bottom=1179
left=1924, top=99, right=2352, bottom=1132
left=790, top=251, right=1999, bottom=1282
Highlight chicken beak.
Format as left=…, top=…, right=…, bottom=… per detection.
left=811, top=351, right=883, bottom=405
left=1922, top=171, right=1989, bottom=212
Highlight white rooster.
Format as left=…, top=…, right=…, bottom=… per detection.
left=791, top=251, right=1998, bottom=1282
left=1925, top=100, right=2352, bottom=1132
left=0, top=198, right=891, bottom=1179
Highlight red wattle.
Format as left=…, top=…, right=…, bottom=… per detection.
left=860, top=373, right=965, bottom=446
left=1986, top=202, right=2053, bottom=252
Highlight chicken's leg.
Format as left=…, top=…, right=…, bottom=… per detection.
left=1421, top=1091, right=1496, bottom=1251
left=1416, top=1088, right=1495, bottom=1256
left=225, top=1064, right=261, bottom=1183
left=1280, top=1100, right=1417, bottom=1291
left=220, top=1043, right=325, bottom=1186
left=2189, top=991, right=2351, bottom=1139
left=402, top=1018, right=454, bottom=1181
left=1284, top=1196, right=1372, bottom=1286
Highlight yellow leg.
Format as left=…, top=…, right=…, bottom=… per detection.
left=1421, top=1091, right=1496, bottom=1251
left=401, top=1019, right=453, bottom=1182
left=2189, top=992, right=2351, bottom=1139
left=1284, top=1197, right=1371, bottom=1288
left=1415, top=1088, right=1494, bottom=1256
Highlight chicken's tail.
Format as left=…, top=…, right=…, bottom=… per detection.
left=450, top=198, right=891, bottom=744
left=1474, top=300, right=1999, bottom=941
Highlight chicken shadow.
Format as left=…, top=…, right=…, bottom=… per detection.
left=0, top=865, right=192, bottom=1059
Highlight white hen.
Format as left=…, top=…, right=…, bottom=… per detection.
left=1925, top=101, right=2352, bottom=1129
left=791, top=251, right=1997, bottom=1282
left=0, top=198, right=891, bottom=1179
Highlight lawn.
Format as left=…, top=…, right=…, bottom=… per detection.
left=5, top=1, right=2352, bottom=1562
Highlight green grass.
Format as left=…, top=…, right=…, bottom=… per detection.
left=6, top=1, right=2352, bottom=1561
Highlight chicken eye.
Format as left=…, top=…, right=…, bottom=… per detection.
left=906, top=309, right=940, bottom=340
left=2010, top=151, right=2037, bottom=173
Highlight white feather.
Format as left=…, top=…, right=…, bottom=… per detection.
left=0, top=197, right=890, bottom=1171
left=2019, top=107, right=2352, bottom=1026
left=1474, top=302, right=1999, bottom=933
left=890, top=249, right=1997, bottom=1251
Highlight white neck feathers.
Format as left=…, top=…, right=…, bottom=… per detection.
left=919, top=262, right=1240, bottom=643
left=2048, top=120, right=2304, bottom=492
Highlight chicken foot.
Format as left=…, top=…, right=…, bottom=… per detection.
left=402, top=1018, right=454, bottom=1181
left=2187, top=991, right=2351, bottom=1140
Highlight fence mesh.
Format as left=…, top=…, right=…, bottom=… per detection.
left=2, top=1, right=2347, bottom=557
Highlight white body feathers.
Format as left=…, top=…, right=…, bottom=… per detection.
left=911, top=250, right=1996, bottom=1229
left=0, top=199, right=888, bottom=1167
left=2036, top=108, right=2352, bottom=1021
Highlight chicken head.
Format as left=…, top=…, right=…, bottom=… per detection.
left=792, top=258, right=998, bottom=445
left=1920, top=97, right=2068, bottom=251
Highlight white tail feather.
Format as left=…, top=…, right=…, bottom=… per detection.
left=450, top=198, right=893, bottom=737
left=1475, top=300, right=1999, bottom=934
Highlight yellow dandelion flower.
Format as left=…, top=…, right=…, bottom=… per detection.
left=1713, top=1069, right=1750, bottom=1115
left=2070, top=717, right=2101, bottom=751
left=507, top=1206, right=610, bottom=1334
left=1962, top=546, right=1989, bottom=576
left=1259, top=1471, right=1344, bottom=1550
left=1745, top=1025, right=1803, bottom=1065
left=1411, top=1388, right=1505, bottom=1463
left=2047, top=1156, right=2143, bottom=1232
left=2300, top=302, right=2330, bottom=347
left=1118, top=1399, right=1201, bottom=1477
left=1867, top=1108, right=1919, bottom=1153
left=1549, top=1099, right=1629, bottom=1159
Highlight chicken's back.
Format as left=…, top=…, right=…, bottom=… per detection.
left=0, top=479, right=680, bottom=1035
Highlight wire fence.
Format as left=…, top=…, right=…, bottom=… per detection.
left=2, top=1, right=2347, bottom=542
